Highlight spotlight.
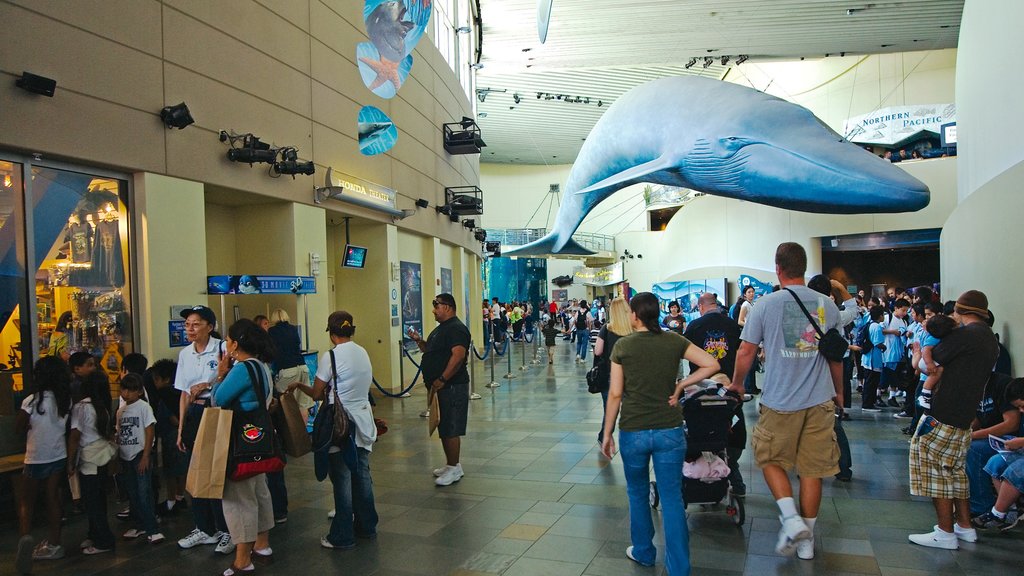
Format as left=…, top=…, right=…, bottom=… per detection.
left=685, top=57, right=697, bottom=69
left=225, top=133, right=277, bottom=165
left=462, top=219, right=476, bottom=228
left=474, top=229, right=487, bottom=242
left=720, top=55, right=729, bottom=66
left=536, top=92, right=543, bottom=99
left=513, top=93, right=521, bottom=104
left=703, top=56, right=713, bottom=69
left=15, top=71, right=57, bottom=97
left=415, top=198, right=429, bottom=208
left=556, top=94, right=562, bottom=100
left=477, top=91, right=487, bottom=103
left=469, top=63, right=484, bottom=70
left=160, top=102, right=194, bottom=129
left=272, top=147, right=315, bottom=177
left=736, top=54, right=749, bottom=65
left=597, top=100, right=603, bottom=107
left=455, top=26, right=471, bottom=34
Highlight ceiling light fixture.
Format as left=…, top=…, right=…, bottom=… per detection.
left=720, top=55, right=730, bottom=66
left=513, top=93, right=521, bottom=104
left=685, top=57, right=697, bottom=69
left=736, top=54, right=749, bottom=65
left=703, top=56, right=714, bottom=69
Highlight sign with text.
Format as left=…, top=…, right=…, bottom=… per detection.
left=844, top=103, right=956, bottom=146
left=207, top=275, right=316, bottom=295
left=573, top=262, right=624, bottom=287
left=327, top=170, right=397, bottom=212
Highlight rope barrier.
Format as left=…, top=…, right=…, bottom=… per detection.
left=471, top=341, right=490, bottom=361
left=493, top=338, right=510, bottom=356
left=523, top=329, right=534, bottom=343
left=372, top=371, right=420, bottom=398
left=402, top=346, right=421, bottom=369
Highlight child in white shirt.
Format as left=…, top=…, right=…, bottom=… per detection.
left=116, top=374, right=163, bottom=543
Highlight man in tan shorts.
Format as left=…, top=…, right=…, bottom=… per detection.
left=729, top=243, right=844, bottom=561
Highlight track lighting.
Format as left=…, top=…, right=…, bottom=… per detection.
left=160, top=102, right=194, bottom=129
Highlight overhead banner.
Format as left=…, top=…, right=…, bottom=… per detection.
left=207, top=275, right=316, bottom=295
left=843, top=103, right=956, bottom=146
left=573, top=262, right=623, bottom=286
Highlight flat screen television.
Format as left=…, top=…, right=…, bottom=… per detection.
left=342, top=244, right=368, bottom=268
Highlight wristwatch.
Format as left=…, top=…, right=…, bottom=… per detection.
left=438, top=375, right=448, bottom=384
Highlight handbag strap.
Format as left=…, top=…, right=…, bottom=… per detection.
left=329, top=349, right=343, bottom=410
left=240, top=359, right=269, bottom=413
left=784, top=288, right=826, bottom=339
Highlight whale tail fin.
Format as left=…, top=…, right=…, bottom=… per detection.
left=503, top=234, right=594, bottom=256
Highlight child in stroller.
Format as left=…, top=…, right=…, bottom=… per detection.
left=650, top=375, right=746, bottom=526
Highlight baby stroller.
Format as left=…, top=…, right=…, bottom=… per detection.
left=649, top=388, right=745, bottom=526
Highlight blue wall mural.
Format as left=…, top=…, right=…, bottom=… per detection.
left=358, top=0, right=432, bottom=99
left=506, top=75, right=931, bottom=256
left=358, top=106, right=398, bottom=155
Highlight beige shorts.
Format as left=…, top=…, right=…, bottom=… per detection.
left=752, top=401, right=839, bottom=478
left=222, top=474, right=275, bottom=543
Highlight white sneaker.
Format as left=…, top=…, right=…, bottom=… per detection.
left=433, top=465, right=451, bottom=477
left=214, top=532, right=235, bottom=555
left=951, top=524, right=978, bottom=543
left=435, top=464, right=464, bottom=486
left=419, top=410, right=430, bottom=418
left=775, top=515, right=811, bottom=556
left=796, top=536, right=814, bottom=560
left=328, top=509, right=336, bottom=519
left=178, top=528, right=218, bottom=549
left=908, top=527, right=958, bottom=549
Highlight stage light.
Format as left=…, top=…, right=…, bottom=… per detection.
left=415, top=198, right=429, bottom=208
left=462, top=219, right=475, bottom=228
left=272, top=147, right=315, bottom=177
left=224, top=133, right=277, bottom=165
left=703, top=56, right=713, bottom=69
left=685, top=57, right=697, bottom=69
left=513, top=93, right=521, bottom=104
left=160, top=102, right=194, bottom=129
left=736, top=54, right=749, bottom=65
left=16, top=71, right=56, bottom=97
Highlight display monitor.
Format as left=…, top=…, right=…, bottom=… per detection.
left=342, top=244, right=368, bottom=268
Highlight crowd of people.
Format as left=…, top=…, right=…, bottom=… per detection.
left=13, top=254, right=1022, bottom=576
left=14, top=303, right=395, bottom=576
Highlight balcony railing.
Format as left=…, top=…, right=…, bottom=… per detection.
left=482, top=228, right=615, bottom=252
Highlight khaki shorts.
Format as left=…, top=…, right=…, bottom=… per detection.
left=909, top=415, right=971, bottom=500
left=222, top=474, right=275, bottom=543
left=752, top=401, right=839, bottom=478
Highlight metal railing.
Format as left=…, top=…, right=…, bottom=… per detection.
left=482, top=228, right=615, bottom=252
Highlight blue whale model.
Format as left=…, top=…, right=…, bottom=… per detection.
left=506, top=76, right=930, bottom=255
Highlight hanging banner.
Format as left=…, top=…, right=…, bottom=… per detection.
left=843, top=103, right=956, bottom=146
left=573, top=262, right=623, bottom=287
left=207, top=275, right=316, bottom=295
left=440, top=267, right=453, bottom=295
left=738, top=274, right=773, bottom=299
left=400, top=261, right=422, bottom=350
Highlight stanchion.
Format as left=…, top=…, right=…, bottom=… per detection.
left=519, top=335, right=529, bottom=371
left=469, top=340, right=482, bottom=399
left=398, top=339, right=405, bottom=392
left=504, top=333, right=517, bottom=380
left=486, top=332, right=501, bottom=388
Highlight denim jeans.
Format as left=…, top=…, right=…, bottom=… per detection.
left=576, top=333, right=589, bottom=360
left=842, top=356, right=853, bottom=409
left=81, top=469, right=115, bottom=549
left=326, top=448, right=378, bottom=547
left=266, top=470, right=288, bottom=520
left=119, top=454, right=159, bottom=535
left=967, top=439, right=997, bottom=515
left=619, top=426, right=690, bottom=576
left=744, top=357, right=759, bottom=393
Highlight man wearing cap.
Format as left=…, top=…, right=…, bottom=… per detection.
left=908, top=290, right=1000, bottom=549
left=407, top=293, right=471, bottom=486
left=173, top=306, right=234, bottom=554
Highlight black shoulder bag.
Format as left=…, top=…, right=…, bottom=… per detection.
left=227, top=360, right=286, bottom=481
left=784, top=288, right=848, bottom=362
left=311, top=350, right=353, bottom=452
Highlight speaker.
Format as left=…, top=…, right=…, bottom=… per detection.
left=16, top=72, right=57, bottom=97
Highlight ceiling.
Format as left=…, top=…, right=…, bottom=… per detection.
left=473, top=0, right=965, bottom=164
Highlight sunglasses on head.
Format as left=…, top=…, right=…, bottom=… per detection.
left=432, top=300, right=447, bottom=308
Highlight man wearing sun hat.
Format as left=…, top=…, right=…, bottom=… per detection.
left=407, top=293, right=471, bottom=486
left=909, top=290, right=1000, bottom=550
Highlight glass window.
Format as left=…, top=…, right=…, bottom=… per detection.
left=0, top=160, right=28, bottom=426
left=32, top=165, right=133, bottom=396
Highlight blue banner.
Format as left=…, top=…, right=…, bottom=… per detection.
left=207, top=275, right=316, bottom=295
left=651, top=279, right=727, bottom=324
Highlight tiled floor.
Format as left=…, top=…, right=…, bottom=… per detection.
left=4, top=338, right=1022, bottom=575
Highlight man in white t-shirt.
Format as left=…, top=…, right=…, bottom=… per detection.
left=729, top=243, right=843, bottom=561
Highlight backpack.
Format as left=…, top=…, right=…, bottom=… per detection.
left=575, top=310, right=589, bottom=330
left=856, top=322, right=873, bottom=354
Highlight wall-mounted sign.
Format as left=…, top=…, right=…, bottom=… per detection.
left=207, top=275, right=316, bottom=295
left=844, top=103, right=956, bottom=146
left=573, top=262, right=624, bottom=286
left=169, top=320, right=188, bottom=347
left=317, top=167, right=399, bottom=215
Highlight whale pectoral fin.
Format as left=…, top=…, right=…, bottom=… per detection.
left=504, top=236, right=595, bottom=256
left=572, top=156, right=676, bottom=195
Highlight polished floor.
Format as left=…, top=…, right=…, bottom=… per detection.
left=4, top=337, right=1022, bottom=576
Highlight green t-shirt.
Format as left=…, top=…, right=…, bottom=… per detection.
left=610, top=331, right=690, bottom=432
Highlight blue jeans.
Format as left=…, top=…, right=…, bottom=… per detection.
left=619, top=426, right=690, bottom=576
left=119, top=454, right=159, bottom=535
left=598, top=390, right=616, bottom=443
left=326, top=448, right=379, bottom=547
left=967, top=439, right=997, bottom=515
left=576, top=333, right=588, bottom=360
left=835, top=418, right=852, bottom=478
